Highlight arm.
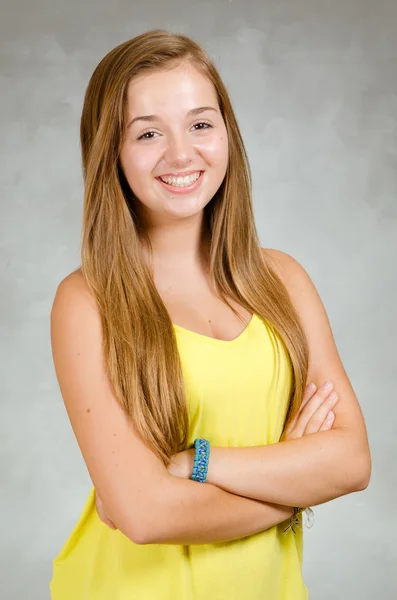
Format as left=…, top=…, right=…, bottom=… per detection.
left=51, top=271, right=293, bottom=546
left=177, top=250, right=371, bottom=508
left=98, top=381, right=338, bottom=531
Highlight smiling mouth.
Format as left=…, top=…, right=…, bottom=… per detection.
left=156, top=171, right=204, bottom=189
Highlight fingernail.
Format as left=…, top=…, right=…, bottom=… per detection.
left=321, top=381, right=333, bottom=391
left=327, top=411, right=335, bottom=420
left=329, top=392, right=338, bottom=401
left=305, top=383, right=316, bottom=393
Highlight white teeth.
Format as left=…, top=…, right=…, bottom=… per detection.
left=159, top=172, right=201, bottom=187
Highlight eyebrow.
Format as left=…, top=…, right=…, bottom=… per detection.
left=126, top=106, right=218, bottom=129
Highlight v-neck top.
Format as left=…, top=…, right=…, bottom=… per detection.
left=50, top=313, right=308, bottom=600
left=172, top=312, right=256, bottom=347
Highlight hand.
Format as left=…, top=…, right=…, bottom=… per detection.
left=168, top=448, right=195, bottom=479
left=95, top=490, right=118, bottom=530
left=281, top=381, right=339, bottom=442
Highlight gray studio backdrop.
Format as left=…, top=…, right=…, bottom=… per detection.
left=1, top=1, right=396, bottom=599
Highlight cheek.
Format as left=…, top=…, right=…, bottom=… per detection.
left=121, top=146, right=156, bottom=181
left=197, top=133, right=229, bottom=168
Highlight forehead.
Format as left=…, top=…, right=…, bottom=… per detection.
left=125, top=63, right=218, bottom=116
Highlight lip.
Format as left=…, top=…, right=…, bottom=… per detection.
left=156, top=171, right=204, bottom=194
left=157, top=169, right=203, bottom=177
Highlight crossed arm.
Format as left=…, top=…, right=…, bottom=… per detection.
left=168, top=251, right=371, bottom=508
left=168, top=382, right=369, bottom=509
left=51, top=251, right=371, bottom=545
left=178, top=251, right=370, bottom=509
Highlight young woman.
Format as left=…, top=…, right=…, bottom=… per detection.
left=49, top=29, right=371, bottom=600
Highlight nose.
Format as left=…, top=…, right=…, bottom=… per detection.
left=164, top=131, right=195, bottom=169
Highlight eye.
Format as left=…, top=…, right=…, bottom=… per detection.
left=137, top=130, right=158, bottom=141
left=192, top=120, right=213, bottom=131
left=137, top=121, right=213, bottom=141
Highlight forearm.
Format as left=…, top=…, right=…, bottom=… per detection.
left=141, top=475, right=293, bottom=545
left=205, top=430, right=371, bottom=508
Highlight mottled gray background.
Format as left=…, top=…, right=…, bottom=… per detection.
left=1, top=0, right=396, bottom=598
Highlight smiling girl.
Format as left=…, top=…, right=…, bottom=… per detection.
left=49, top=29, right=371, bottom=600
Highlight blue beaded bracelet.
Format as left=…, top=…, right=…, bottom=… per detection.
left=190, top=438, right=210, bottom=483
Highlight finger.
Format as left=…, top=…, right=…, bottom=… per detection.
left=283, top=383, right=317, bottom=436
left=304, top=392, right=339, bottom=434
left=101, top=516, right=118, bottom=530
left=95, top=493, right=118, bottom=530
left=293, top=382, right=335, bottom=437
left=295, top=383, right=318, bottom=418
left=96, top=504, right=118, bottom=529
left=319, top=411, right=335, bottom=431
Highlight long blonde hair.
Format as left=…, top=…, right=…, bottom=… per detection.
left=80, top=29, right=308, bottom=466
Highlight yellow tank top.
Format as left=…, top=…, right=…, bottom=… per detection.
left=50, top=313, right=309, bottom=599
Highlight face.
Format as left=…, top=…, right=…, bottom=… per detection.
left=119, top=62, right=229, bottom=227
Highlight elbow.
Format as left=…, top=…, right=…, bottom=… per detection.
left=130, top=528, right=151, bottom=546
left=119, top=505, right=163, bottom=545
left=115, top=496, right=171, bottom=546
left=348, top=450, right=372, bottom=493
left=130, top=517, right=166, bottom=546
left=135, top=530, right=156, bottom=546
left=356, top=460, right=371, bottom=492
left=132, top=487, right=180, bottom=545
left=135, top=507, right=170, bottom=545
left=333, top=429, right=371, bottom=495
left=108, top=503, right=158, bottom=546
left=96, top=474, right=174, bottom=545
left=116, top=512, right=150, bottom=545
left=105, top=511, right=147, bottom=545
left=116, top=516, right=153, bottom=546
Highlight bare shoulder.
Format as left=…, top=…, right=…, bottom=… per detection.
left=54, top=267, right=92, bottom=300
left=51, top=267, right=98, bottom=322
left=50, top=267, right=103, bottom=383
left=261, top=246, right=335, bottom=372
left=50, top=267, right=102, bottom=378
left=262, top=248, right=308, bottom=284
left=261, top=247, right=316, bottom=307
left=262, top=248, right=353, bottom=400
